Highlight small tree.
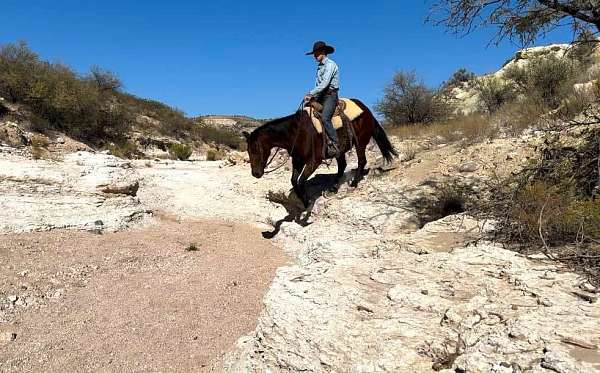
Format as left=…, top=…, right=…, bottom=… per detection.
left=0, top=41, right=40, bottom=102
left=442, top=68, right=476, bottom=89
left=376, top=70, right=449, bottom=125
left=89, top=66, right=122, bottom=92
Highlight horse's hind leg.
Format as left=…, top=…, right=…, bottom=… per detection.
left=351, top=145, right=367, bottom=188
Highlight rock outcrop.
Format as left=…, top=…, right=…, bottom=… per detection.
left=0, top=148, right=149, bottom=233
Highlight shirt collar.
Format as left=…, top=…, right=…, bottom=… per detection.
left=319, top=56, right=329, bottom=65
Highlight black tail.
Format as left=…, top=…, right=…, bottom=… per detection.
left=372, top=118, right=398, bottom=163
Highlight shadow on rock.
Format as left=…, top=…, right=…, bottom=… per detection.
left=262, top=172, right=349, bottom=239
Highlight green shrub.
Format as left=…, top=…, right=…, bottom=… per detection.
left=169, top=143, right=193, bottom=160
left=105, top=140, right=140, bottom=159
left=442, top=68, right=476, bottom=89
left=474, top=77, right=517, bottom=113
left=503, top=55, right=579, bottom=107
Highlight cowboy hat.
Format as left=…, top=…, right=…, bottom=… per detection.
left=305, top=41, right=335, bottom=55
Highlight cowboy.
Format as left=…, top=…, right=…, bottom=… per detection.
left=304, top=41, right=340, bottom=157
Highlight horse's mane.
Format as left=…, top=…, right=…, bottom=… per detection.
left=249, top=112, right=299, bottom=140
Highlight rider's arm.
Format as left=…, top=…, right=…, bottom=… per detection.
left=309, top=62, right=335, bottom=97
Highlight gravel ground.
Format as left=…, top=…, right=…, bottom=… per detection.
left=0, top=218, right=285, bottom=372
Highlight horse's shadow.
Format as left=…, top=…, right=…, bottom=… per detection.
left=262, top=172, right=348, bottom=239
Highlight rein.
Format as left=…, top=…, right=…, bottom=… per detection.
left=263, top=101, right=306, bottom=174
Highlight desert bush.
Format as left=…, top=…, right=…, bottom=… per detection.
left=504, top=55, right=579, bottom=107
left=206, top=148, right=226, bottom=161
left=376, top=70, right=449, bottom=124
left=474, top=77, right=517, bottom=113
left=555, top=90, right=598, bottom=121
left=105, top=140, right=140, bottom=159
left=0, top=128, right=8, bottom=144
left=400, top=143, right=417, bottom=161
left=442, top=68, right=476, bottom=89
left=506, top=182, right=600, bottom=246
left=193, top=123, right=245, bottom=150
left=185, top=243, right=199, bottom=252
left=481, top=122, right=600, bottom=263
left=30, top=134, right=49, bottom=148
left=0, top=41, right=39, bottom=102
left=31, top=146, right=44, bottom=160
left=169, top=143, right=193, bottom=160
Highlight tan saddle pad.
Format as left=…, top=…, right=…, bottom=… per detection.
left=303, top=98, right=363, bottom=134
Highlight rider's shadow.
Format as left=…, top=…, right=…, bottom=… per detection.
left=262, top=173, right=346, bottom=239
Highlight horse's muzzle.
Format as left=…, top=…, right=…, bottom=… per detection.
left=252, top=169, right=264, bottom=179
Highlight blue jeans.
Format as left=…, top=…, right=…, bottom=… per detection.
left=318, top=93, right=339, bottom=144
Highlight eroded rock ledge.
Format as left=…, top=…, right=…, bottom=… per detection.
left=0, top=148, right=150, bottom=233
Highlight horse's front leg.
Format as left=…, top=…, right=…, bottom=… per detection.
left=290, top=158, right=304, bottom=201
left=297, top=161, right=319, bottom=208
left=336, top=154, right=347, bottom=180
left=326, top=154, right=347, bottom=193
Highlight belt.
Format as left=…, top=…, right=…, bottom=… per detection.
left=324, top=87, right=339, bottom=96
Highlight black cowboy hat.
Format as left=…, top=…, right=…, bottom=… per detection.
left=305, top=41, right=335, bottom=55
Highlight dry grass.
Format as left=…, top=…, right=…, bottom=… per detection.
left=493, top=98, right=548, bottom=136
left=206, top=148, right=227, bottom=161
left=386, top=113, right=495, bottom=145
left=386, top=97, right=549, bottom=145
left=399, top=143, right=418, bottom=161
left=0, top=128, right=9, bottom=145
left=30, top=134, right=49, bottom=148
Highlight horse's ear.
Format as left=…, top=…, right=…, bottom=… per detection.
left=242, top=131, right=250, bottom=141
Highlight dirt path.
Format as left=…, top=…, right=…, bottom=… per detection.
left=0, top=219, right=285, bottom=372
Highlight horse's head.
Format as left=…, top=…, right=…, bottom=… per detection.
left=243, top=130, right=270, bottom=179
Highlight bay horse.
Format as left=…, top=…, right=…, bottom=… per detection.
left=242, top=99, right=397, bottom=207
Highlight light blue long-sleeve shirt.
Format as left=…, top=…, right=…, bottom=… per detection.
left=309, top=57, right=339, bottom=97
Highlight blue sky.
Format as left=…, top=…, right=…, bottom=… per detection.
left=1, top=1, right=573, bottom=118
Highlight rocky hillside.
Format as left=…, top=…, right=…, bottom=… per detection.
left=445, top=43, right=600, bottom=115
left=198, top=115, right=265, bottom=133
left=0, top=42, right=251, bottom=161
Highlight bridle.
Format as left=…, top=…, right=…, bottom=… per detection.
left=263, top=100, right=306, bottom=174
